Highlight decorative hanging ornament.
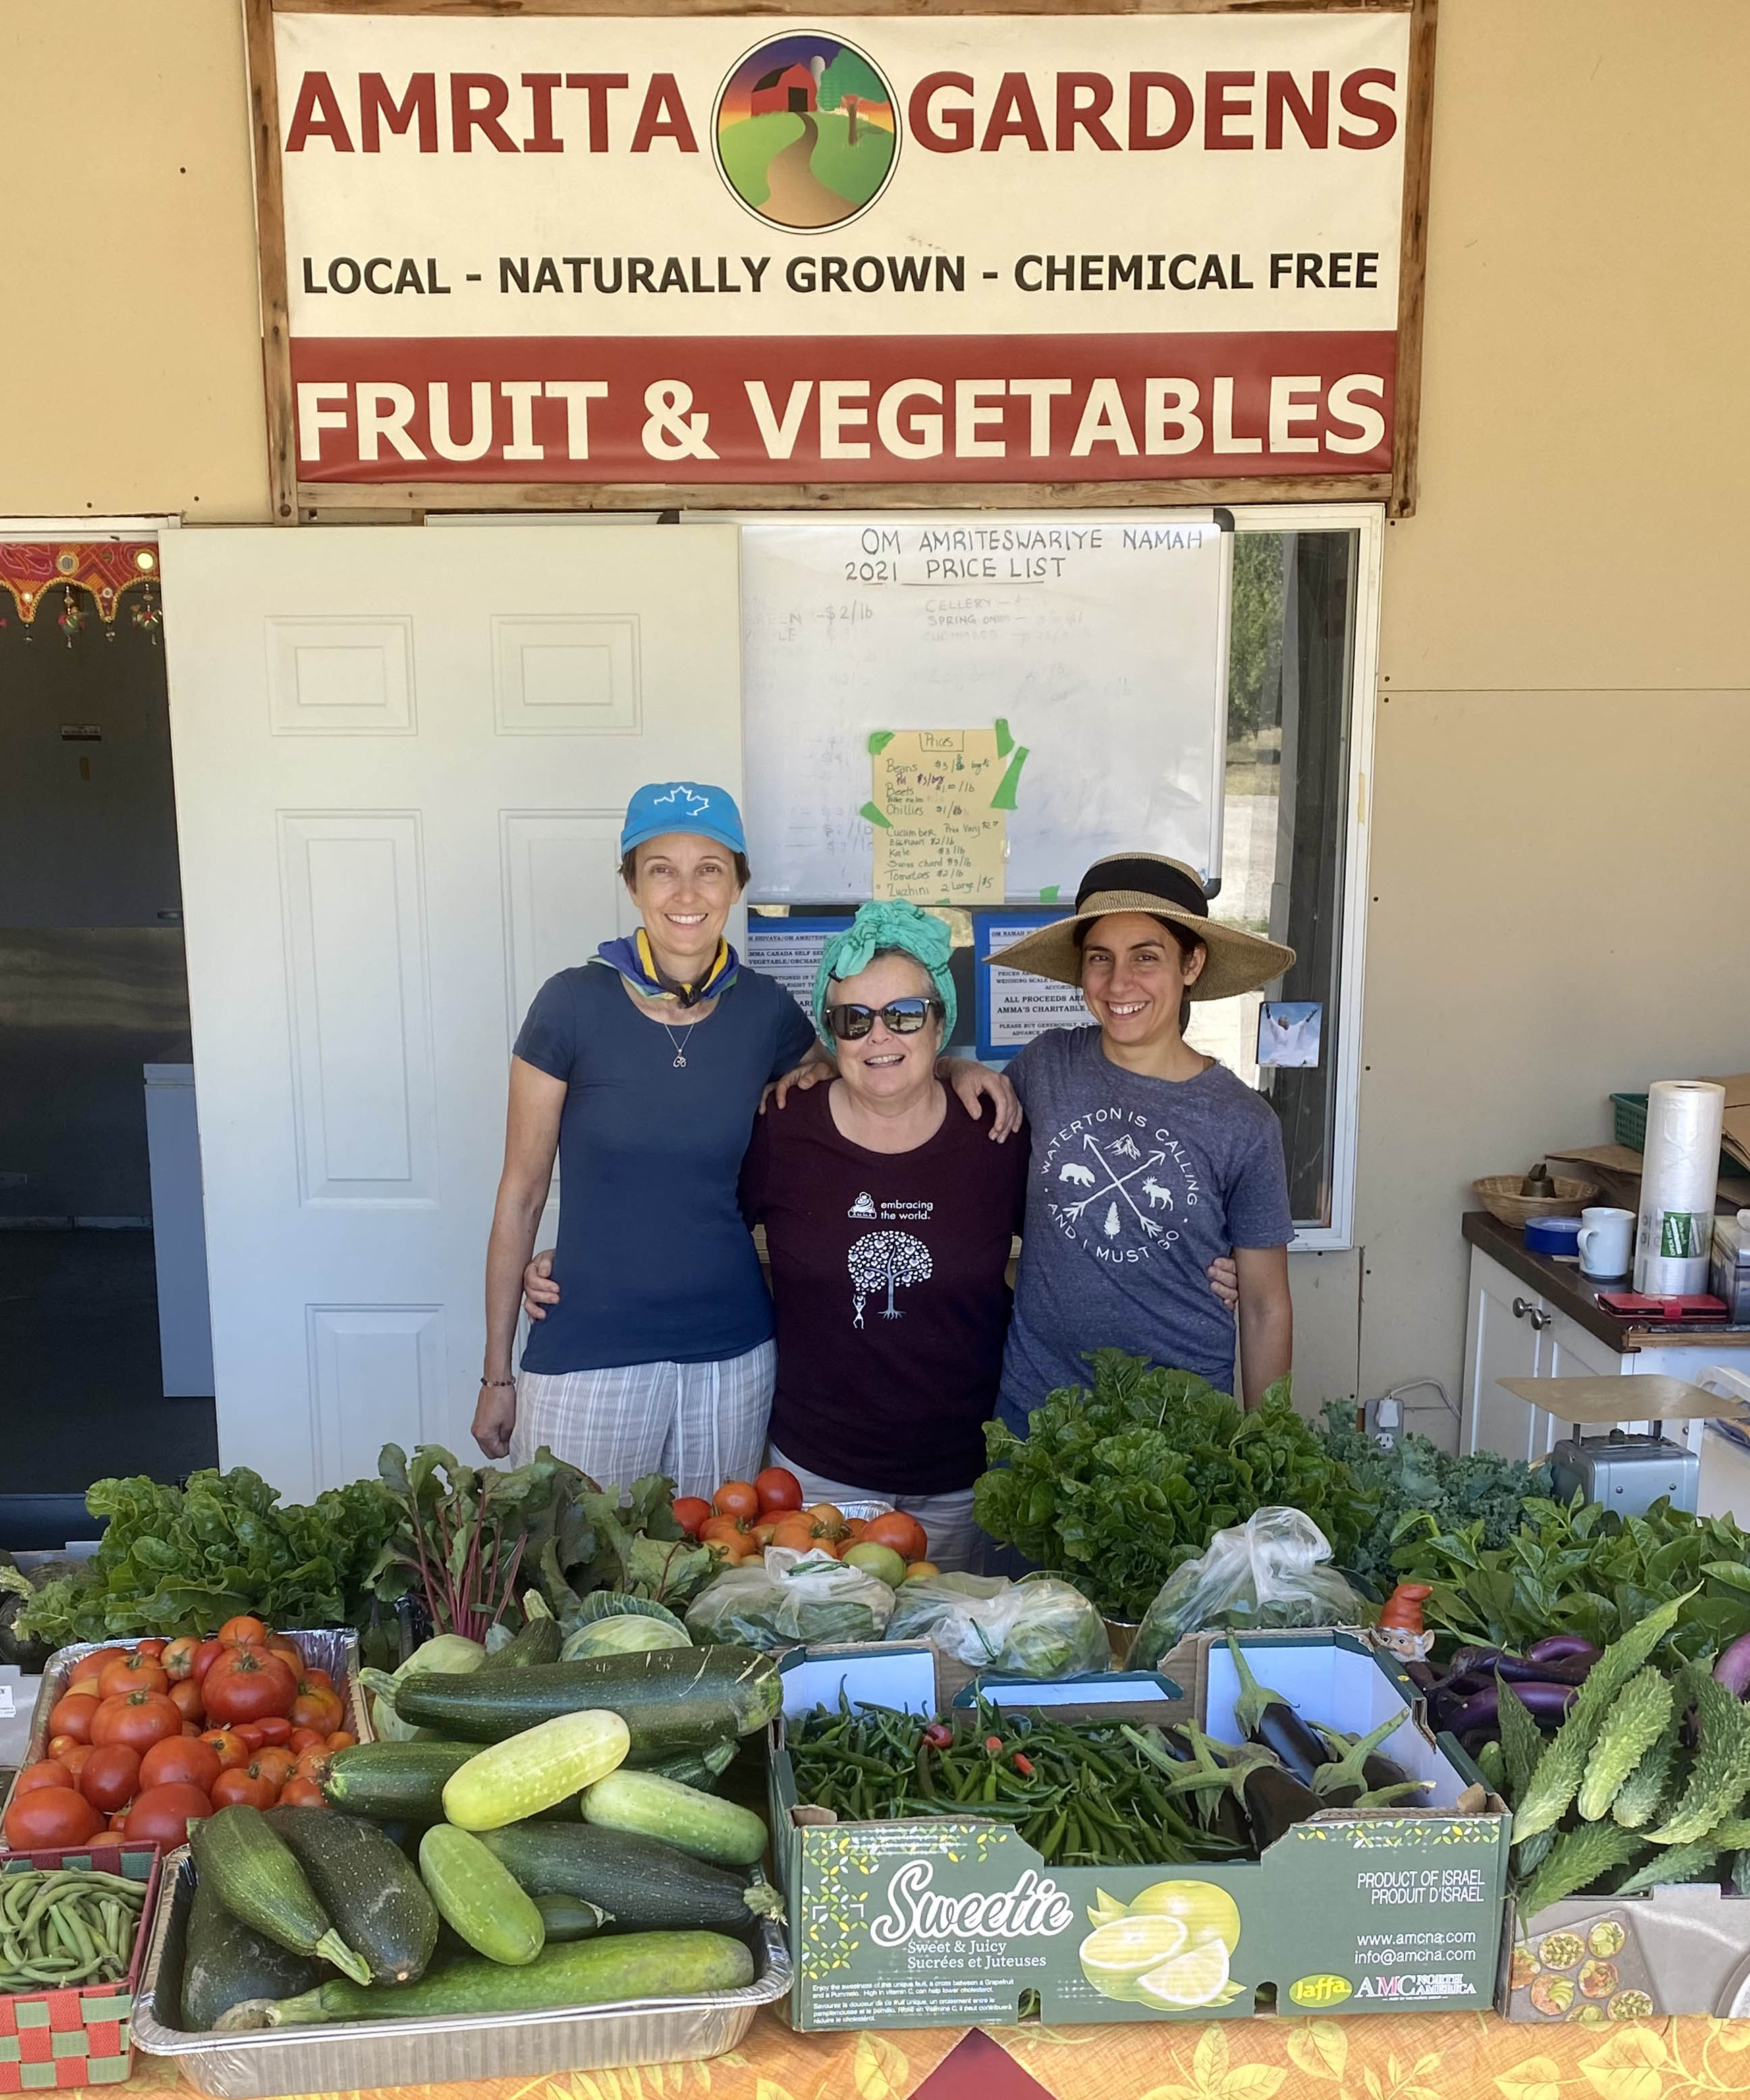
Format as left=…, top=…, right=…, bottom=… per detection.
left=130, top=582, right=163, bottom=642
left=57, top=584, right=86, bottom=644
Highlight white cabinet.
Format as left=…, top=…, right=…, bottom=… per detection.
left=1462, top=1246, right=1750, bottom=1497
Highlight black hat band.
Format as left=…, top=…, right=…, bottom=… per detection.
left=1074, top=857, right=1210, bottom=919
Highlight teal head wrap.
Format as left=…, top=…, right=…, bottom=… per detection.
left=812, top=902, right=957, bottom=1049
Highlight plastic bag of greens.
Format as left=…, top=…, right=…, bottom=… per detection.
left=1130, top=1506, right=1369, bottom=1671
left=885, top=1572, right=1110, bottom=1679
left=684, top=1547, right=896, bottom=1651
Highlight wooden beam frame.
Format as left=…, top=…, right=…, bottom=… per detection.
left=248, top=0, right=1433, bottom=519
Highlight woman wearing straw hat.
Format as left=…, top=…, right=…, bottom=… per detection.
left=476, top=783, right=1011, bottom=1495
left=989, top=851, right=1296, bottom=1427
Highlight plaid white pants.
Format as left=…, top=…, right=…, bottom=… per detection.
left=510, top=1341, right=775, bottom=1500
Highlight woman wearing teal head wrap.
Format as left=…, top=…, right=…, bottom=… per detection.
left=809, top=900, right=959, bottom=1049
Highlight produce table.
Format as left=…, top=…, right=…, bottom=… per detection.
left=103, top=2010, right=1750, bottom=2100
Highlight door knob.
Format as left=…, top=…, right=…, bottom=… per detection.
left=1512, top=1296, right=1533, bottom=1320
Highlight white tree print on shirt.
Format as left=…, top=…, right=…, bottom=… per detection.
left=848, top=1231, right=932, bottom=1327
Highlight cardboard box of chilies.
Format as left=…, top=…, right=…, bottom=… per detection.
left=766, top=1630, right=1510, bottom=2032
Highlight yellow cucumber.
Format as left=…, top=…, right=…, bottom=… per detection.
left=443, top=1709, right=631, bottom=1831
left=418, top=1825, right=545, bottom=1966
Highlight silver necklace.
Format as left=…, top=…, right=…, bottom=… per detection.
left=663, top=1021, right=696, bottom=1069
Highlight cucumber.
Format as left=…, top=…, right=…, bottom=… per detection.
left=478, top=1611, right=562, bottom=1673
left=418, top=1824, right=545, bottom=1966
left=581, top=1769, right=767, bottom=1868
left=321, top=1740, right=477, bottom=1823
left=181, top=1873, right=322, bottom=2031
left=190, top=1806, right=373, bottom=1985
left=443, top=1710, right=631, bottom=1832
left=532, top=1891, right=607, bottom=1942
left=264, top=1806, right=440, bottom=1985
left=391, top=1647, right=782, bottom=1761
left=478, top=1821, right=783, bottom=1935
left=261, top=1931, right=755, bottom=2026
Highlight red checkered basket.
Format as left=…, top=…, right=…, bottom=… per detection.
left=0, top=1844, right=162, bottom=2091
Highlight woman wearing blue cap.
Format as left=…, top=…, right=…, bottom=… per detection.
left=476, top=786, right=1009, bottom=1498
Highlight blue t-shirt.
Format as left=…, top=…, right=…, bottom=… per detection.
left=997, top=1026, right=1294, bottom=1427
left=513, top=962, right=815, bottom=1373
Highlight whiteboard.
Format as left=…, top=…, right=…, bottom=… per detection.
left=734, top=514, right=1230, bottom=904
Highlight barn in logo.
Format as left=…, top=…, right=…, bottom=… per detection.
left=715, top=33, right=899, bottom=231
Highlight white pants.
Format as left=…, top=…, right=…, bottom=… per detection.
left=767, top=1442, right=979, bottom=1574
left=513, top=1342, right=775, bottom=1500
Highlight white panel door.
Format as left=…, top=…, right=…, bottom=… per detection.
left=160, top=524, right=742, bottom=1500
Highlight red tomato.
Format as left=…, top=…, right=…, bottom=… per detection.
left=217, top=1615, right=268, bottom=1647
left=769, top=1512, right=820, bottom=1552
left=47, top=1735, right=80, bottom=1761
left=161, top=1636, right=202, bottom=1681
left=252, top=1715, right=294, bottom=1745
left=211, top=1767, right=278, bottom=1811
left=251, top=1747, right=297, bottom=1788
left=90, top=1691, right=184, bottom=1753
left=80, top=1745, right=142, bottom=1813
left=291, top=1746, right=331, bottom=1783
left=109, top=1810, right=130, bottom=1831
left=806, top=1502, right=849, bottom=1538
left=299, top=1667, right=334, bottom=1693
left=140, top=1736, right=221, bottom=1794
left=712, top=1481, right=761, bottom=1522
left=134, top=1640, right=167, bottom=1661
left=12, top=1760, right=75, bottom=1800
left=4, top=1786, right=102, bottom=1850
left=55, top=1744, right=95, bottom=1782
left=325, top=1732, right=356, bottom=1751
left=864, top=1511, right=929, bottom=1563
left=182, top=1723, right=202, bottom=1737
left=289, top=1687, right=344, bottom=1735
left=698, top=1513, right=748, bottom=1549
left=203, top=1647, right=296, bottom=1725
left=49, top=1692, right=101, bottom=1744
left=264, top=1636, right=305, bottom=1674
left=125, top=1784, right=217, bottom=1847
left=671, top=1495, right=712, bottom=1537
left=234, top=1725, right=266, bottom=1749
left=68, top=1648, right=125, bottom=1692
left=289, top=1728, right=325, bottom=1753
left=190, top=1638, right=225, bottom=1684
left=99, top=1655, right=170, bottom=1700
left=200, top=1730, right=251, bottom=1771
left=169, top=1678, right=205, bottom=1726
left=278, top=1777, right=329, bottom=1809
left=755, top=1466, right=804, bottom=1514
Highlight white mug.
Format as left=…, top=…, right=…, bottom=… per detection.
left=1577, top=1205, right=1635, bottom=1279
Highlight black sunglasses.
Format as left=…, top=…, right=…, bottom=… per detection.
left=826, top=996, right=944, bottom=1041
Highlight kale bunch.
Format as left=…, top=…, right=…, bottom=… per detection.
left=973, top=1350, right=1375, bottom=1622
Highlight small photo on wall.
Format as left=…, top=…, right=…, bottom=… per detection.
left=1257, top=1001, right=1323, bottom=1068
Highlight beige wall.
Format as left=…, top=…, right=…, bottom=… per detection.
left=4, top=1, right=1746, bottom=1436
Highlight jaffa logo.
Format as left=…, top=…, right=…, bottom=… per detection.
left=715, top=34, right=899, bottom=232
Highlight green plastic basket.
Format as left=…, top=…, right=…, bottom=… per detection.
left=1611, top=1091, right=1737, bottom=1180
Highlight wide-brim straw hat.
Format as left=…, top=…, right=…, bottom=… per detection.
left=989, top=852, right=1295, bottom=1002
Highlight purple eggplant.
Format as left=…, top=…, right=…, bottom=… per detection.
left=1440, top=1680, right=1578, bottom=1738
left=1527, top=1635, right=1602, bottom=1668
left=1714, top=1632, right=1750, bottom=1698
left=1449, top=1647, right=1509, bottom=1676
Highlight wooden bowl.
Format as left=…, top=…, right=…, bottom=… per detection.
left=1473, top=1174, right=1602, bottom=1227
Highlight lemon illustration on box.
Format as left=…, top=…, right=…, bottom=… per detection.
left=715, top=36, right=899, bottom=231
left=1078, top=1881, right=1245, bottom=2010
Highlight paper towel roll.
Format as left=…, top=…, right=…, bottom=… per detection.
left=1634, top=1079, right=1726, bottom=1294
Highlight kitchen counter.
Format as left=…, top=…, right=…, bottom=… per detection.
left=1462, top=1209, right=1750, bottom=1355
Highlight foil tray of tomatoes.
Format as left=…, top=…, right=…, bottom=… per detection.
left=3, top=1629, right=369, bottom=1854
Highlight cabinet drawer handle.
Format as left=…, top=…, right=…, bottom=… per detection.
left=1512, top=1296, right=1534, bottom=1320
left=1528, top=1308, right=1552, bottom=1331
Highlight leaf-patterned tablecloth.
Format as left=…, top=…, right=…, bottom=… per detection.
left=109, top=2012, right=1750, bottom=2100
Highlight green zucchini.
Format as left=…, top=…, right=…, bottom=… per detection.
left=643, top=1737, right=739, bottom=1793
left=320, top=1740, right=477, bottom=1823
left=531, top=1891, right=607, bottom=1942
left=264, top=1806, right=440, bottom=1985
left=190, top=1807, right=372, bottom=1985
left=444, top=1710, right=631, bottom=1832
left=391, top=1647, right=782, bottom=1762
left=479, top=1609, right=563, bottom=1673
left=418, top=1824, right=545, bottom=1966
left=181, top=1873, right=322, bottom=2031
left=258, top=1931, right=755, bottom=2026
left=581, top=1769, right=767, bottom=1868
left=478, top=1821, right=784, bottom=1935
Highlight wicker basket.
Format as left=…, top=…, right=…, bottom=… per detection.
left=1473, top=1173, right=1601, bottom=1227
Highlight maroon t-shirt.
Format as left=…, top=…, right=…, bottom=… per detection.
left=739, top=1083, right=1029, bottom=1497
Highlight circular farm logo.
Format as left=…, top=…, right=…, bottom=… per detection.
left=714, top=34, right=899, bottom=231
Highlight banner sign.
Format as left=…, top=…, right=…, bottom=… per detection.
left=267, top=9, right=1421, bottom=493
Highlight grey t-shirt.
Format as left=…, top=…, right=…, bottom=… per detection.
left=997, top=1026, right=1294, bottom=1427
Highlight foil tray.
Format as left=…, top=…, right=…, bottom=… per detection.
left=22, top=1628, right=373, bottom=1772
left=133, top=1848, right=792, bottom=2098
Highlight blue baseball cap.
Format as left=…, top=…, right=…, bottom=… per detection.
left=620, top=782, right=747, bottom=860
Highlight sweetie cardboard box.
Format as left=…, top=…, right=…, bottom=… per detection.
left=766, top=1630, right=1510, bottom=2033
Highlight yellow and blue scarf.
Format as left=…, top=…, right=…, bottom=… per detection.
left=595, top=929, right=740, bottom=1008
